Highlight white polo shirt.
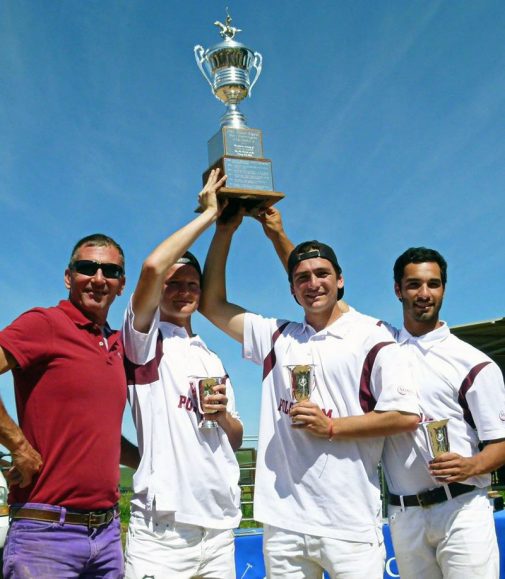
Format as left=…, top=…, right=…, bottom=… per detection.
left=243, top=312, right=418, bottom=542
left=123, top=300, right=242, bottom=530
left=381, top=322, right=505, bottom=495
left=346, top=305, right=380, bottom=325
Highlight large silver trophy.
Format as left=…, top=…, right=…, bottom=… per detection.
left=194, top=12, right=284, bottom=215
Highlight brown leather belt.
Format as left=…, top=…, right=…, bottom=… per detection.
left=389, top=483, right=475, bottom=508
left=9, top=505, right=118, bottom=528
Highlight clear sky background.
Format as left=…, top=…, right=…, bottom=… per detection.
left=1, top=1, right=504, bottom=445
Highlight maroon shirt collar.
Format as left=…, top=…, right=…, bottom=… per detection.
left=57, top=299, right=114, bottom=335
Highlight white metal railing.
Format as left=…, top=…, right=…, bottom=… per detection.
left=237, top=437, right=259, bottom=526
left=237, top=439, right=505, bottom=525
left=237, top=438, right=388, bottom=523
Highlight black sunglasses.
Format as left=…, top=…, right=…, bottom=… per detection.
left=70, top=260, right=124, bottom=279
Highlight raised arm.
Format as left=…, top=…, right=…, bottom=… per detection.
left=255, top=206, right=294, bottom=272
left=256, top=206, right=351, bottom=312
left=131, top=169, right=226, bottom=332
left=200, top=211, right=247, bottom=344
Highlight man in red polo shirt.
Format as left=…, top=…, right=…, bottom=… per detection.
left=0, top=233, right=135, bottom=578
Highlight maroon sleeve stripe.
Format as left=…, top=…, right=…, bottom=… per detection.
left=458, top=361, right=491, bottom=429
left=125, top=330, right=164, bottom=386
left=359, top=341, right=395, bottom=413
left=262, top=322, right=290, bottom=380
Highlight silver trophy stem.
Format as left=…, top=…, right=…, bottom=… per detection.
left=221, top=103, right=247, bottom=128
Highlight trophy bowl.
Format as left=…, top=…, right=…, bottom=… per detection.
left=195, top=41, right=261, bottom=108
left=194, top=14, right=262, bottom=127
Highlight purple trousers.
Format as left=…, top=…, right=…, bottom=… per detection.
left=2, top=503, right=124, bottom=578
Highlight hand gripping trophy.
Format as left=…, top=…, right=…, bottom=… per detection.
left=191, top=376, right=227, bottom=430
left=194, top=11, right=284, bottom=215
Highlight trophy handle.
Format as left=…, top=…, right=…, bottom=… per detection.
left=194, top=45, right=214, bottom=91
left=248, top=51, right=263, bottom=96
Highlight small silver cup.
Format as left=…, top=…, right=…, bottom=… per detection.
left=191, top=376, right=225, bottom=429
left=423, top=419, right=450, bottom=458
left=287, top=364, right=315, bottom=423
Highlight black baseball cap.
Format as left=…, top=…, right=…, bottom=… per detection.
left=176, top=251, right=202, bottom=280
left=287, top=240, right=344, bottom=300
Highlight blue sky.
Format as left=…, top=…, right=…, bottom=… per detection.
left=1, top=1, right=504, bottom=445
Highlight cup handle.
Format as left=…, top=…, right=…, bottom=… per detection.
left=249, top=51, right=263, bottom=96
left=194, top=45, right=214, bottom=91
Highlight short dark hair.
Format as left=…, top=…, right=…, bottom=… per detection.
left=69, top=234, right=125, bottom=269
left=393, top=247, right=447, bottom=286
left=287, top=240, right=344, bottom=300
left=176, top=251, right=202, bottom=281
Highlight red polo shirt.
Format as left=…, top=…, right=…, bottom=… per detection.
left=0, top=300, right=127, bottom=509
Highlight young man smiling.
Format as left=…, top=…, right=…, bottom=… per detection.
left=380, top=247, right=505, bottom=579
left=200, top=213, right=419, bottom=579
left=123, top=170, right=243, bottom=579
left=262, top=213, right=505, bottom=579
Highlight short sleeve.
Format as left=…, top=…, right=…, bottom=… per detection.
left=225, top=377, right=241, bottom=421
left=370, top=337, right=420, bottom=415
left=0, top=309, right=54, bottom=369
left=242, top=312, right=284, bottom=366
left=466, top=362, right=505, bottom=442
left=122, top=297, right=161, bottom=365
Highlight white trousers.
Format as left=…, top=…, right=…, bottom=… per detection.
left=124, top=509, right=236, bottom=579
left=388, top=489, right=499, bottom=579
left=263, top=524, right=385, bottom=579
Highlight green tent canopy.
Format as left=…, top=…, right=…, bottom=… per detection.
left=452, top=317, right=505, bottom=376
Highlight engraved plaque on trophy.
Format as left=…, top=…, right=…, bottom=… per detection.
left=194, top=11, right=284, bottom=215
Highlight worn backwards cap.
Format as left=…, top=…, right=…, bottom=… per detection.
left=176, top=251, right=202, bottom=279
left=287, top=240, right=344, bottom=300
